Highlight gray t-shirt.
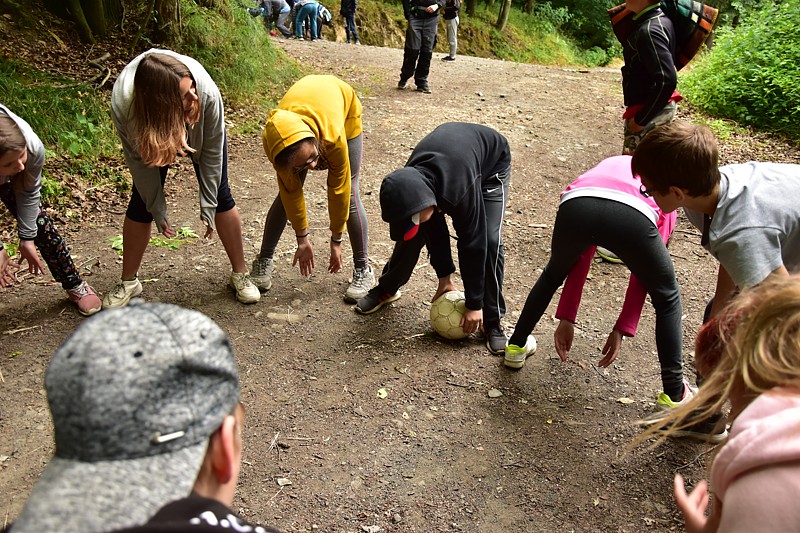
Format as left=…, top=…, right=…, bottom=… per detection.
left=0, top=104, right=44, bottom=240
left=685, top=162, right=800, bottom=288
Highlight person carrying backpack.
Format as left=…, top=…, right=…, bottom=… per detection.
left=619, top=0, right=682, bottom=155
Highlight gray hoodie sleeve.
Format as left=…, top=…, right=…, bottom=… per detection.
left=187, top=73, right=225, bottom=230
left=0, top=106, right=43, bottom=240
left=15, top=137, right=43, bottom=239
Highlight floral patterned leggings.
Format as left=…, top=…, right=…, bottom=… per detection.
left=0, top=183, right=81, bottom=290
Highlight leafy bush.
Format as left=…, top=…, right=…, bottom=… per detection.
left=544, top=0, right=620, bottom=51
left=0, top=60, right=116, bottom=157
left=679, top=0, right=800, bottom=139
left=181, top=0, right=300, bottom=111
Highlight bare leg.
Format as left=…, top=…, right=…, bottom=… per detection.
left=215, top=207, right=247, bottom=273
left=122, top=216, right=151, bottom=279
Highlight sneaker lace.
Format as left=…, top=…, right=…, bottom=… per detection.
left=232, top=273, right=254, bottom=290
left=252, top=258, right=272, bottom=276
left=111, top=280, right=130, bottom=299
left=68, top=282, right=91, bottom=298
left=351, top=267, right=370, bottom=288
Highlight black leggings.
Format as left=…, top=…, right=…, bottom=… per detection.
left=509, top=197, right=684, bottom=398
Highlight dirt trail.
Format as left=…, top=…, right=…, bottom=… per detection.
left=0, top=38, right=744, bottom=532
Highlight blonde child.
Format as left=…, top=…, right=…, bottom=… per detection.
left=642, top=275, right=800, bottom=532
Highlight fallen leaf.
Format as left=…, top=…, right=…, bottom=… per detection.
left=488, top=388, right=503, bottom=398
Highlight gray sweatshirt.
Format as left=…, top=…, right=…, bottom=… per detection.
left=110, top=49, right=226, bottom=230
left=0, top=104, right=43, bottom=240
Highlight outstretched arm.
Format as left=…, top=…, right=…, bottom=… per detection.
left=0, top=247, right=20, bottom=287
left=555, top=247, right=595, bottom=324
left=674, top=474, right=715, bottom=533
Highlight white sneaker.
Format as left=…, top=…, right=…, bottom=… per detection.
left=503, top=335, right=537, bottom=369
left=344, top=265, right=375, bottom=303
left=229, top=272, right=261, bottom=304
left=250, top=257, right=273, bottom=291
left=103, top=278, right=143, bottom=309
left=656, top=380, right=698, bottom=411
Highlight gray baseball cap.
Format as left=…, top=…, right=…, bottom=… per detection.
left=12, top=302, right=240, bottom=533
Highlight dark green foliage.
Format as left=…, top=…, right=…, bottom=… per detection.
left=181, top=0, right=299, bottom=109
left=680, top=0, right=800, bottom=139
left=542, top=0, right=619, bottom=51
left=0, top=60, right=116, bottom=157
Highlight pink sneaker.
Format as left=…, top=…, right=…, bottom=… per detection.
left=66, top=281, right=102, bottom=316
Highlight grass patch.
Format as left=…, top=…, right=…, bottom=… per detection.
left=181, top=0, right=301, bottom=119
left=0, top=59, right=117, bottom=158
left=108, top=226, right=199, bottom=255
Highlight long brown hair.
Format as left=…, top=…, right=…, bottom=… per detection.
left=131, top=53, right=200, bottom=167
left=0, top=114, right=25, bottom=155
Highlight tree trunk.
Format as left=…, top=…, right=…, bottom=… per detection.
left=154, top=0, right=181, bottom=43
left=466, top=0, right=477, bottom=16
left=44, top=0, right=121, bottom=42
left=486, top=0, right=495, bottom=6
left=495, top=0, right=511, bottom=30
left=65, top=0, right=96, bottom=43
left=524, top=0, right=535, bottom=14
left=103, top=0, right=123, bottom=25
left=81, top=0, right=108, bottom=38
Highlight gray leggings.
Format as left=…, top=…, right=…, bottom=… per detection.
left=508, top=196, right=684, bottom=399
left=259, top=134, right=369, bottom=270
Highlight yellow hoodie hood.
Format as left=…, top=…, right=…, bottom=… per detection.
left=262, top=109, right=318, bottom=164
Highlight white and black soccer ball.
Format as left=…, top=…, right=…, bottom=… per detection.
left=430, top=290, right=468, bottom=340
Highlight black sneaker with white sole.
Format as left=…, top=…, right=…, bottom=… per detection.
left=642, top=411, right=728, bottom=443
left=355, top=289, right=401, bottom=315
left=484, top=322, right=508, bottom=355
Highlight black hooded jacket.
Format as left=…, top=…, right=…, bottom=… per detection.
left=621, top=6, right=678, bottom=125
left=379, top=122, right=511, bottom=311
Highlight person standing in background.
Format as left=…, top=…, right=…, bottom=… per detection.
left=340, top=0, right=360, bottom=44
left=398, top=0, right=445, bottom=93
left=441, top=0, right=460, bottom=61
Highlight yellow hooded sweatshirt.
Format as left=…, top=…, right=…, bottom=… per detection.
left=262, top=75, right=363, bottom=234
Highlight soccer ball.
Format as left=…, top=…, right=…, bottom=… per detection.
left=430, top=290, right=468, bottom=340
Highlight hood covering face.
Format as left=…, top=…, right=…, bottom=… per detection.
left=380, top=167, right=437, bottom=241
left=262, top=109, right=317, bottom=164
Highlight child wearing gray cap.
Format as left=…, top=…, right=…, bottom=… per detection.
left=8, top=302, right=280, bottom=533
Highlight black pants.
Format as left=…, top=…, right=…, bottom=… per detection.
left=400, top=16, right=438, bottom=86
left=508, top=196, right=684, bottom=398
left=126, top=134, right=236, bottom=223
left=373, top=167, right=510, bottom=324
